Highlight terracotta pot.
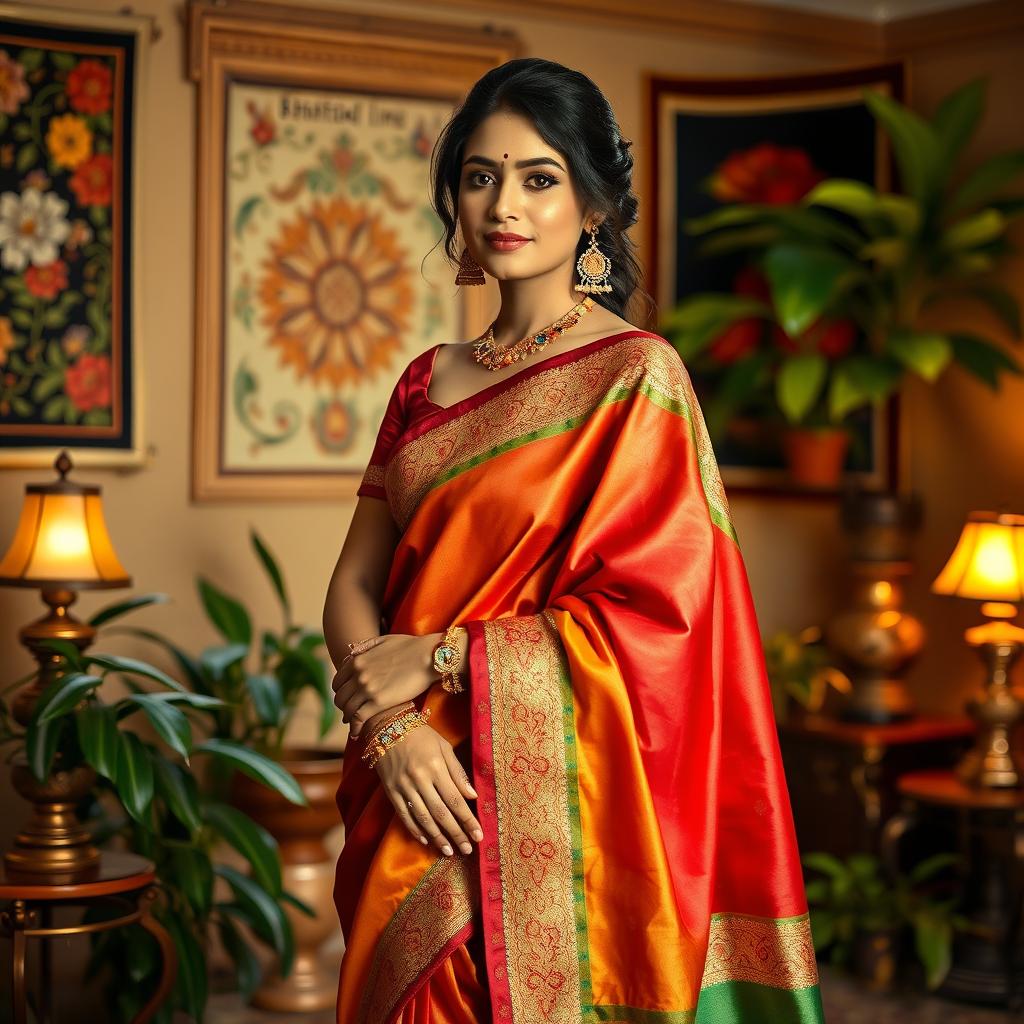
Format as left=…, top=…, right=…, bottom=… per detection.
left=782, top=426, right=850, bottom=488
left=230, top=746, right=344, bottom=1012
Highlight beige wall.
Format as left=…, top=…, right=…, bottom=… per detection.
left=2, top=0, right=1023, bottom=857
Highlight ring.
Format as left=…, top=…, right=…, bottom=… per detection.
left=407, top=800, right=414, bottom=808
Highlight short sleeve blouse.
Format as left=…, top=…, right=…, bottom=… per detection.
left=356, top=346, right=440, bottom=500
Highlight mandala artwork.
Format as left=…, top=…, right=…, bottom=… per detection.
left=222, top=83, right=456, bottom=473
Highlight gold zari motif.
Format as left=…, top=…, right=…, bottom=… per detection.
left=701, top=911, right=819, bottom=991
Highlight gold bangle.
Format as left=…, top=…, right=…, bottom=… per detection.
left=359, top=701, right=415, bottom=749
left=361, top=707, right=432, bottom=769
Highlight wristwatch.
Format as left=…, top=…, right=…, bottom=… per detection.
left=432, top=624, right=465, bottom=694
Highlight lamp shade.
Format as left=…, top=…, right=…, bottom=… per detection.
left=931, top=510, right=1024, bottom=603
left=0, top=452, right=130, bottom=589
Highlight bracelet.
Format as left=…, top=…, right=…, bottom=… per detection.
left=361, top=707, right=432, bottom=769
left=359, top=701, right=415, bottom=750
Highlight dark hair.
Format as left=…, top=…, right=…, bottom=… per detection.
left=429, top=57, right=655, bottom=326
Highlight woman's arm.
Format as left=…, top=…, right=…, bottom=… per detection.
left=323, top=496, right=410, bottom=736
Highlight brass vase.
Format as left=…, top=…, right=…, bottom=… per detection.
left=825, top=487, right=926, bottom=722
left=230, top=746, right=344, bottom=1012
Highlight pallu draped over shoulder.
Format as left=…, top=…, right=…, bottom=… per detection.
left=335, top=329, right=825, bottom=1024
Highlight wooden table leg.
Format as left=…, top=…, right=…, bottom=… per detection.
left=132, top=888, right=177, bottom=1024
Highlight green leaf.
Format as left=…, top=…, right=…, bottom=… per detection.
left=144, top=691, right=225, bottom=710
left=802, top=852, right=848, bottom=878
left=685, top=204, right=774, bottom=235
left=88, top=593, right=170, bottom=628
left=162, top=911, right=207, bottom=1019
left=808, top=908, right=836, bottom=951
left=829, top=357, right=904, bottom=419
left=116, top=730, right=154, bottom=824
left=197, top=576, right=252, bottom=645
left=246, top=673, right=283, bottom=726
left=695, top=224, right=780, bottom=258
left=280, top=889, right=316, bottom=919
left=763, top=244, right=860, bottom=337
left=863, top=88, right=942, bottom=203
left=194, top=739, right=306, bottom=806
left=932, top=78, right=985, bottom=170
left=201, top=642, right=249, bottom=680
left=941, top=208, right=1006, bottom=252
left=35, top=672, right=103, bottom=723
left=803, top=179, right=879, bottom=219
left=76, top=702, right=120, bottom=782
left=87, top=652, right=185, bottom=693
left=215, top=864, right=295, bottom=975
left=171, top=845, right=214, bottom=916
left=153, top=758, right=201, bottom=834
left=217, top=914, right=263, bottom=999
left=961, top=285, right=1022, bottom=338
left=949, top=332, right=1024, bottom=389
left=27, top=715, right=64, bottom=781
left=877, top=195, right=921, bottom=236
left=251, top=529, right=290, bottom=620
left=908, top=851, right=960, bottom=884
left=204, top=802, right=281, bottom=895
left=777, top=353, right=828, bottom=424
left=119, top=627, right=207, bottom=694
left=950, top=150, right=1024, bottom=215
left=913, top=910, right=953, bottom=989
left=858, top=238, right=907, bottom=268
left=123, top=694, right=193, bottom=762
left=888, top=330, right=953, bottom=381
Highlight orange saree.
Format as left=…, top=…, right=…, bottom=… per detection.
left=335, top=329, right=825, bottom=1024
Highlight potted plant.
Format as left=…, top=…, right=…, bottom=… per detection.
left=0, top=593, right=307, bottom=1022
left=803, top=850, right=969, bottom=992
left=661, top=77, right=1024, bottom=487
left=128, top=528, right=342, bottom=1012
left=763, top=626, right=851, bottom=723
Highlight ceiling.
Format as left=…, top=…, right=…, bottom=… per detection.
left=740, top=0, right=991, bottom=22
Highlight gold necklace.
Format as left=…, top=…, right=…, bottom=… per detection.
left=471, top=296, right=595, bottom=371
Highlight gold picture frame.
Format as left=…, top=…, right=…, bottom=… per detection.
left=187, top=0, right=519, bottom=501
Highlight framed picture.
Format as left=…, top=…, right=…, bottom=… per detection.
left=0, top=3, right=151, bottom=467
left=645, top=64, right=907, bottom=498
left=187, top=0, right=518, bottom=501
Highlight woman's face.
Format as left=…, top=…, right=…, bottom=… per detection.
left=457, top=108, right=594, bottom=282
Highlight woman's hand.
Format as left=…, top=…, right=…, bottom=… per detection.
left=374, top=723, right=484, bottom=857
left=333, top=634, right=438, bottom=738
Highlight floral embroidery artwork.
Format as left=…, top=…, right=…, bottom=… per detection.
left=0, top=20, right=136, bottom=455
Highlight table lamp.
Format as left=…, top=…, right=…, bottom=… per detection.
left=931, top=509, right=1024, bottom=788
left=0, top=450, right=130, bottom=876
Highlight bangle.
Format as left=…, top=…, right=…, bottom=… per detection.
left=361, top=707, right=432, bottom=769
left=360, top=701, right=415, bottom=749
left=432, top=624, right=465, bottom=694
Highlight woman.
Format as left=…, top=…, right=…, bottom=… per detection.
left=325, top=57, right=825, bottom=1024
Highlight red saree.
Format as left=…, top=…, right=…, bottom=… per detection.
left=335, top=329, right=825, bottom=1024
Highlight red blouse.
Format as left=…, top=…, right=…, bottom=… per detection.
left=356, top=345, right=442, bottom=500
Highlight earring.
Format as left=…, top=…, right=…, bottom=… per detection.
left=455, top=244, right=485, bottom=286
left=575, top=224, right=613, bottom=294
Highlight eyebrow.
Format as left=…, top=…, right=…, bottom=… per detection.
left=463, top=154, right=566, bottom=173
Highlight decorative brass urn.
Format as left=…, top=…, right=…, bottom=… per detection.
left=825, top=487, right=926, bottom=723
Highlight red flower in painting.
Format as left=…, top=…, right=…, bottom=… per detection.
left=709, top=318, right=763, bottom=365
left=69, top=153, right=114, bottom=206
left=25, top=260, right=69, bottom=300
left=711, top=143, right=825, bottom=205
left=65, top=354, right=112, bottom=412
left=66, top=59, right=113, bottom=116
left=246, top=100, right=276, bottom=147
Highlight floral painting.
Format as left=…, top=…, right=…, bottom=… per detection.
left=217, top=82, right=455, bottom=479
left=648, top=67, right=904, bottom=496
left=0, top=16, right=140, bottom=463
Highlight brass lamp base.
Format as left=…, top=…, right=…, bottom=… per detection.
left=956, top=620, right=1024, bottom=789
left=4, top=587, right=101, bottom=879
left=4, top=762, right=100, bottom=880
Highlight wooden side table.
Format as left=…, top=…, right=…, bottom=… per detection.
left=778, top=714, right=975, bottom=857
left=0, top=850, right=177, bottom=1023
left=882, top=769, right=1024, bottom=1009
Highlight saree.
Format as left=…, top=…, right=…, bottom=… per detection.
left=335, top=328, right=825, bottom=1024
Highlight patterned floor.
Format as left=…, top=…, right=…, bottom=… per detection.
left=204, top=965, right=1017, bottom=1022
